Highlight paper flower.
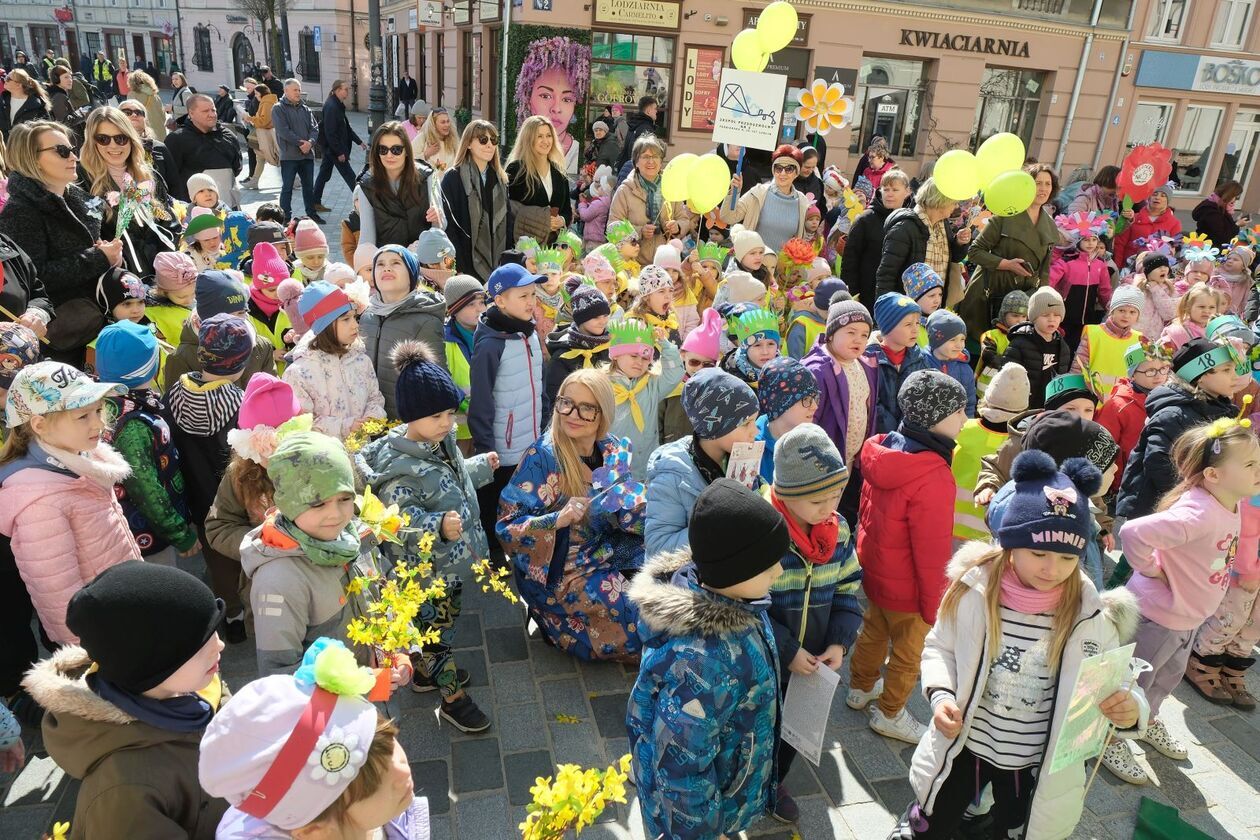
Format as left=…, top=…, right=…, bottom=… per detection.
left=308, top=725, right=367, bottom=785
left=1184, top=232, right=1212, bottom=248
left=1118, top=143, right=1173, bottom=203
left=1055, top=211, right=1112, bottom=242
left=794, top=80, right=854, bottom=135
left=1233, top=225, right=1260, bottom=248
left=1184, top=244, right=1220, bottom=262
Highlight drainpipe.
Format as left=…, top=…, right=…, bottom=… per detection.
left=499, top=0, right=511, bottom=130
left=1092, top=0, right=1138, bottom=173
left=1054, top=0, right=1106, bottom=172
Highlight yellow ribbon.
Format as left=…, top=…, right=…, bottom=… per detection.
left=643, top=310, right=680, bottom=332
left=612, top=375, right=651, bottom=432
left=559, top=342, right=611, bottom=369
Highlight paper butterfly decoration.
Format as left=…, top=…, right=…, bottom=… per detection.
left=795, top=80, right=854, bottom=135
left=591, top=441, right=646, bottom=513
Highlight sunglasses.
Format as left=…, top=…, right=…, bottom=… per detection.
left=376, top=143, right=406, bottom=156
left=684, top=357, right=716, bottom=370
left=120, top=108, right=145, bottom=117
left=39, top=144, right=75, bottom=159
left=94, top=133, right=130, bottom=147
left=555, top=396, right=600, bottom=422
left=773, top=163, right=799, bottom=174
left=473, top=134, right=498, bottom=146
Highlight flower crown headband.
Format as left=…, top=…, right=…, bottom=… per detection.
left=1054, top=211, right=1111, bottom=242
left=1182, top=232, right=1220, bottom=263
left=227, top=414, right=313, bottom=465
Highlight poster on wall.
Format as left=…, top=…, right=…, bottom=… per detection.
left=680, top=45, right=724, bottom=132
left=711, top=68, right=787, bottom=151
left=506, top=25, right=593, bottom=179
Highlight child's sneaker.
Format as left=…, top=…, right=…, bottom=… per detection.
left=1138, top=720, right=1188, bottom=760
left=846, top=677, right=884, bottom=710
left=411, top=666, right=471, bottom=694
left=439, top=694, right=491, bottom=733
left=771, top=784, right=799, bottom=823
left=869, top=706, right=927, bottom=744
left=1100, top=739, right=1148, bottom=784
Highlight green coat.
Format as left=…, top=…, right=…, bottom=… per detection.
left=958, top=208, right=1059, bottom=342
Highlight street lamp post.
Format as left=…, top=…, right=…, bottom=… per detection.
left=366, top=0, right=385, bottom=135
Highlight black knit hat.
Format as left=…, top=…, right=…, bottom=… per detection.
left=66, top=561, right=225, bottom=693
left=392, top=340, right=462, bottom=423
left=688, top=478, right=789, bottom=588
left=1022, top=411, right=1118, bottom=472
left=1141, top=253, right=1170, bottom=277
left=570, top=285, right=611, bottom=326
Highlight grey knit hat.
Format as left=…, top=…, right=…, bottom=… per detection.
left=444, top=274, right=485, bottom=315
left=979, top=363, right=1030, bottom=423
left=1027, top=286, right=1065, bottom=322
left=773, top=423, right=848, bottom=500
left=825, top=299, right=873, bottom=340
left=898, top=369, right=968, bottom=429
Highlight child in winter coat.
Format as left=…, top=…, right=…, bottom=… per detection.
left=624, top=264, right=681, bottom=344
left=1213, top=243, right=1255, bottom=317
left=284, top=281, right=387, bottom=439
left=583, top=249, right=623, bottom=319
left=183, top=208, right=225, bottom=272
left=627, top=478, right=788, bottom=840
left=850, top=370, right=968, bottom=745
left=162, top=270, right=277, bottom=392
left=96, top=322, right=198, bottom=566
left=975, top=290, right=1028, bottom=394
left=691, top=241, right=728, bottom=313
left=532, top=250, right=569, bottom=355
left=442, top=275, right=487, bottom=454
left=82, top=267, right=152, bottom=378
left=199, top=638, right=430, bottom=839
left=290, top=218, right=330, bottom=285
left=895, top=452, right=1148, bottom=838
left=952, top=363, right=1030, bottom=546
left=1096, top=342, right=1172, bottom=494
left=24, top=562, right=230, bottom=840
left=1133, top=253, right=1178, bottom=342
left=866, top=292, right=932, bottom=432
left=579, top=167, right=613, bottom=248
left=654, top=243, right=700, bottom=340
left=925, top=309, right=976, bottom=417
left=755, top=356, right=821, bottom=485
left=644, top=368, right=760, bottom=557
left=1050, top=214, right=1114, bottom=351
left=147, top=252, right=199, bottom=352
left=1117, top=420, right=1259, bottom=770
left=187, top=173, right=229, bottom=214
left=766, top=425, right=862, bottom=820
left=1072, top=284, right=1145, bottom=400
left=1002, top=286, right=1072, bottom=409
left=416, top=229, right=457, bottom=293
left=727, top=225, right=772, bottom=286
left=722, top=306, right=782, bottom=388
left=1160, top=281, right=1216, bottom=351
left=606, top=218, right=643, bottom=279
left=355, top=342, right=496, bottom=733
left=545, top=285, right=611, bottom=409
left=901, top=263, right=944, bottom=349
left=606, top=319, right=684, bottom=480
left=359, top=245, right=446, bottom=420
left=245, top=242, right=295, bottom=371
left=0, top=362, right=136, bottom=645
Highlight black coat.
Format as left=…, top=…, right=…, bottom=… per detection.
left=839, top=193, right=899, bottom=307
left=1000, top=322, right=1072, bottom=410
left=144, top=139, right=178, bottom=197
left=1192, top=198, right=1240, bottom=247
left=396, top=77, right=418, bottom=104
left=318, top=95, right=362, bottom=157
left=439, top=163, right=514, bottom=283
left=0, top=92, right=50, bottom=139
left=214, top=93, right=236, bottom=126
left=0, top=233, right=53, bottom=321
left=164, top=123, right=243, bottom=201
left=874, top=208, right=966, bottom=298
left=262, top=76, right=284, bottom=97
left=617, top=111, right=659, bottom=169
left=506, top=160, right=572, bottom=227
left=587, top=135, right=619, bottom=170
left=49, top=88, right=73, bottom=123
left=794, top=171, right=826, bottom=216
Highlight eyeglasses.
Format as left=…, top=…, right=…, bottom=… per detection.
left=120, top=108, right=144, bottom=118
left=773, top=164, right=800, bottom=174
left=638, top=153, right=663, bottom=162
left=94, top=133, right=130, bottom=147
left=39, top=144, right=75, bottom=159
left=1135, top=366, right=1172, bottom=378
left=376, top=143, right=406, bottom=157
left=555, top=396, right=600, bottom=422
left=800, top=395, right=819, bottom=411
left=473, top=134, right=498, bottom=146
left=684, top=357, right=716, bottom=371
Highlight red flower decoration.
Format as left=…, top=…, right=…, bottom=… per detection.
left=1118, top=143, right=1173, bottom=203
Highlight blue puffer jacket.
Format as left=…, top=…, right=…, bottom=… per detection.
left=626, top=550, right=780, bottom=840
left=929, top=351, right=978, bottom=418
left=469, top=306, right=546, bottom=466
left=354, top=425, right=496, bottom=568
left=864, top=341, right=932, bottom=433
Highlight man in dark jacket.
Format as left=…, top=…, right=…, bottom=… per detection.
left=272, top=79, right=323, bottom=223
left=396, top=72, right=417, bottom=114
left=617, top=96, right=660, bottom=169
left=259, top=65, right=284, bottom=97
left=312, top=80, right=365, bottom=213
left=841, top=172, right=912, bottom=307
left=213, top=85, right=237, bottom=125
left=164, top=94, right=243, bottom=203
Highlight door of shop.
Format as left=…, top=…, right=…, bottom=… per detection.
left=232, top=34, right=255, bottom=90
left=1222, top=110, right=1260, bottom=197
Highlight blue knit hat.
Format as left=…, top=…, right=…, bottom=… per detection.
left=996, top=450, right=1102, bottom=556
left=814, top=278, right=848, bottom=310
left=373, top=244, right=419, bottom=291
left=682, top=368, right=759, bottom=440
left=902, top=263, right=943, bottom=302
left=196, top=270, right=248, bottom=320
left=392, top=340, right=462, bottom=423
left=926, top=309, right=966, bottom=351
left=299, top=281, right=354, bottom=337
left=873, top=292, right=921, bottom=336
left=95, top=321, right=160, bottom=389
left=757, top=357, right=820, bottom=421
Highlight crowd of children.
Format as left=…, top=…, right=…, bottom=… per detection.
left=0, top=155, right=1258, bottom=840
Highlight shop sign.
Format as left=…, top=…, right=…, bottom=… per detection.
left=742, top=10, right=810, bottom=47
left=593, top=0, right=681, bottom=30
left=1196, top=57, right=1260, bottom=95
left=898, top=29, right=1030, bottom=58
left=1135, top=50, right=1260, bottom=97
left=680, top=45, right=724, bottom=132
left=815, top=65, right=857, bottom=91
left=226, top=14, right=248, bottom=24
left=765, top=47, right=810, bottom=79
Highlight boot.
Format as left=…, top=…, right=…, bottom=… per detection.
left=1183, top=652, right=1233, bottom=704
left=1221, top=655, right=1257, bottom=711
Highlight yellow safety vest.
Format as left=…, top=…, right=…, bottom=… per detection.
left=787, top=310, right=827, bottom=359
left=445, top=337, right=473, bottom=441
left=1082, top=324, right=1143, bottom=402
left=974, top=327, right=1011, bottom=393
left=952, top=419, right=1008, bottom=542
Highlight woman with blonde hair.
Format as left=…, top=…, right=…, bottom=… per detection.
left=0, top=69, right=51, bottom=140
left=240, top=83, right=279, bottom=189
left=496, top=367, right=646, bottom=660
left=78, top=107, right=178, bottom=276
left=506, top=114, right=571, bottom=246
left=127, top=69, right=167, bottom=141
left=416, top=106, right=457, bottom=171
left=439, top=119, right=513, bottom=282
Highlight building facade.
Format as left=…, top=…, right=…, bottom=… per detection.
left=2, top=0, right=179, bottom=80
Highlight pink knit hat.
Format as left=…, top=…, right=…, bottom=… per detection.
left=153, top=251, right=197, bottom=291
left=237, top=372, right=301, bottom=430
left=682, top=307, right=722, bottom=362
left=653, top=243, right=682, bottom=273
left=292, top=219, right=328, bottom=255
left=277, top=278, right=308, bottom=336
left=583, top=251, right=615, bottom=283
left=251, top=242, right=291, bottom=291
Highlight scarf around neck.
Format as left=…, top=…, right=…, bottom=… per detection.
left=612, top=372, right=651, bottom=431
left=459, top=160, right=507, bottom=280
left=88, top=671, right=217, bottom=733
left=688, top=435, right=726, bottom=486
left=272, top=513, right=362, bottom=567
left=367, top=290, right=412, bottom=319
left=249, top=282, right=281, bottom=316
left=638, top=173, right=662, bottom=224
left=770, top=490, right=840, bottom=564
left=1000, top=565, right=1063, bottom=614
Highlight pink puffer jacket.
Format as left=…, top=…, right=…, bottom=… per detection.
left=0, top=442, right=140, bottom=644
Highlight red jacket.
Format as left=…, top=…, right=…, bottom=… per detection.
left=1094, top=377, right=1146, bottom=488
left=1112, top=208, right=1182, bottom=269
left=857, top=431, right=955, bottom=624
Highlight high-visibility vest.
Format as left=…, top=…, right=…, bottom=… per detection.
left=975, top=327, right=1011, bottom=393
left=952, top=419, right=1008, bottom=542
left=787, top=310, right=826, bottom=359
left=1081, top=324, right=1143, bottom=402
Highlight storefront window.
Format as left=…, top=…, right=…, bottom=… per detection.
left=1172, top=105, right=1223, bottom=193
left=1128, top=102, right=1174, bottom=150
left=1211, top=0, right=1254, bottom=48
left=847, top=58, right=927, bottom=158
left=1222, top=110, right=1260, bottom=193
left=589, top=31, right=674, bottom=138
left=1147, top=0, right=1190, bottom=42
left=971, top=68, right=1044, bottom=152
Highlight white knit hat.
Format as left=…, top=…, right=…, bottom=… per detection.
left=724, top=271, right=766, bottom=305
left=1108, top=284, right=1145, bottom=314
left=979, top=363, right=1031, bottom=423
left=731, top=225, right=766, bottom=262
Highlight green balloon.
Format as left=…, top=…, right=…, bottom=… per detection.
left=984, top=170, right=1037, bottom=217
left=934, top=149, right=980, bottom=200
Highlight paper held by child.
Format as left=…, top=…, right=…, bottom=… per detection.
left=780, top=662, right=841, bottom=766
left=1047, top=643, right=1139, bottom=775
left=726, top=440, right=765, bottom=489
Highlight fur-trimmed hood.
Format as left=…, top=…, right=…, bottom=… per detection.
left=628, top=548, right=768, bottom=639
left=24, top=646, right=135, bottom=726
left=946, top=540, right=1140, bottom=642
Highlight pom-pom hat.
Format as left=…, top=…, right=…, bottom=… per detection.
left=394, top=340, right=463, bottom=422
left=996, top=450, right=1102, bottom=556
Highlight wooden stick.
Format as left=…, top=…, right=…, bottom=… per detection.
left=1083, top=724, right=1115, bottom=801
left=0, top=304, right=50, bottom=344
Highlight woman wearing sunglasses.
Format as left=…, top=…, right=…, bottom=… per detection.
left=439, top=120, right=513, bottom=283
left=0, top=120, right=125, bottom=363
left=718, top=143, right=813, bottom=253
left=496, top=368, right=646, bottom=661
left=350, top=120, right=439, bottom=272
left=78, top=107, right=179, bottom=278
left=0, top=69, right=51, bottom=142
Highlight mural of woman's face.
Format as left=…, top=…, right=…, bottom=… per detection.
left=530, top=67, right=577, bottom=140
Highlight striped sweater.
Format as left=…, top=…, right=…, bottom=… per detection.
left=165, top=373, right=243, bottom=520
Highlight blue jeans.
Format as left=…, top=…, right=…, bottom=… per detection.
left=313, top=152, right=357, bottom=203
left=279, top=157, right=316, bottom=219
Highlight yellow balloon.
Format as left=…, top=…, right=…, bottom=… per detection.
left=756, top=1, right=799, bottom=53
left=731, top=29, right=768, bottom=73
left=975, top=132, right=1026, bottom=189
left=661, top=153, right=699, bottom=203
left=934, top=149, right=981, bottom=201
left=984, top=170, right=1037, bottom=217
left=688, top=153, right=733, bottom=215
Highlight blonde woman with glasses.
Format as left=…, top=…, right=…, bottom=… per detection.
left=506, top=115, right=571, bottom=247
left=439, top=120, right=513, bottom=283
